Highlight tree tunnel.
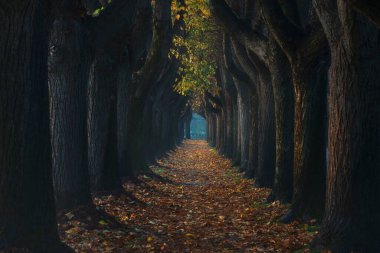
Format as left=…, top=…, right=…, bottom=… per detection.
left=1, top=0, right=380, bottom=252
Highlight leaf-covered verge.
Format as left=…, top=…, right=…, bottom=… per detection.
left=59, top=140, right=317, bottom=252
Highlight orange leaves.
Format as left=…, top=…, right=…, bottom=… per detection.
left=59, top=140, right=315, bottom=252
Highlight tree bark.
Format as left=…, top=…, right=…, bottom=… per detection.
left=260, top=0, right=328, bottom=221
left=48, top=14, right=92, bottom=210
left=313, top=1, right=380, bottom=251
left=185, top=117, right=191, bottom=139
left=125, top=0, right=172, bottom=175
left=0, top=1, right=71, bottom=251
left=267, top=37, right=294, bottom=203
left=246, top=91, right=258, bottom=179
left=285, top=59, right=328, bottom=221
left=116, top=51, right=131, bottom=176
left=230, top=40, right=276, bottom=187
left=88, top=51, right=122, bottom=192
left=125, top=98, right=149, bottom=175
left=235, top=80, right=250, bottom=171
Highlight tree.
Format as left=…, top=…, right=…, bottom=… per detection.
left=49, top=0, right=141, bottom=203
left=312, top=0, right=380, bottom=251
left=209, top=0, right=291, bottom=197
left=48, top=0, right=93, bottom=210
left=0, top=1, right=71, bottom=251
left=259, top=0, right=329, bottom=220
left=123, top=0, right=173, bottom=175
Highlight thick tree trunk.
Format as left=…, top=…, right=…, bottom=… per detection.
left=88, top=52, right=122, bottom=192
left=313, top=5, right=380, bottom=251
left=125, top=98, right=149, bottom=176
left=224, top=96, right=234, bottom=158
left=268, top=41, right=294, bottom=203
left=160, top=107, right=172, bottom=151
left=255, top=69, right=276, bottom=188
left=152, top=100, right=165, bottom=157
left=215, top=113, right=222, bottom=150
left=283, top=60, right=328, bottom=222
left=48, top=16, right=92, bottom=210
left=0, top=1, right=70, bottom=251
left=218, top=61, right=236, bottom=158
left=117, top=53, right=131, bottom=176
left=230, top=40, right=276, bottom=187
left=208, top=114, right=215, bottom=147
left=236, top=82, right=250, bottom=171
left=206, top=117, right=210, bottom=142
left=142, top=98, right=156, bottom=163
left=178, top=118, right=185, bottom=143
left=185, top=117, right=191, bottom=139
left=246, top=92, right=258, bottom=179
left=232, top=102, right=241, bottom=165
left=218, top=107, right=227, bottom=154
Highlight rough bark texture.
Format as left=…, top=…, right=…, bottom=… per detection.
left=287, top=59, right=328, bottom=221
left=125, top=0, right=172, bottom=175
left=88, top=51, right=122, bottom=192
left=268, top=37, right=294, bottom=203
left=48, top=14, right=92, bottom=210
left=313, top=1, right=380, bottom=251
left=230, top=40, right=276, bottom=187
left=116, top=51, right=131, bottom=176
left=236, top=80, right=250, bottom=171
left=0, top=1, right=70, bottom=251
left=260, top=0, right=328, bottom=221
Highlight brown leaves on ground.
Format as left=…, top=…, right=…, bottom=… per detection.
left=59, top=140, right=316, bottom=252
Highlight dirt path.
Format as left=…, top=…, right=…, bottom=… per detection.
left=60, top=140, right=314, bottom=252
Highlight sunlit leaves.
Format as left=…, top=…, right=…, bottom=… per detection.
left=172, top=0, right=219, bottom=98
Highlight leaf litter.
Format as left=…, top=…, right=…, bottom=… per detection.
left=59, top=140, right=316, bottom=252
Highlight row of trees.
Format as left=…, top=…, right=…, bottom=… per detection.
left=202, top=0, right=380, bottom=252
left=0, top=0, right=192, bottom=252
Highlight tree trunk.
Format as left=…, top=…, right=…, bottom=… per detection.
left=230, top=41, right=276, bottom=187
left=236, top=82, right=250, bottom=171
left=117, top=52, right=131, bottom=177
left=125, top=98, right=149, bottom=176
left=0, top=1, right=70, bottom=251
left=232, top=102, right=241, bottom=165
left=268, top=40, right=294, bottom=203
left=313, top=4, right=380, bottom=251
left=283, top=59, right=328, bottom=222
left=142, top=97, right=156, bottom=163
left=88, top=52, right=122, bottom=192
left=246, top=91, right=258, bottom=179
left=224, top=95, right=234, bottom=158
left=185, top=117, right=191, bottom=139
left=48, top=16, right=92, bottom=210
left=255, top=68, right=276, bottom=188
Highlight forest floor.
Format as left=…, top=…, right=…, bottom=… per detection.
left=59, top=140, right=317, bottom=253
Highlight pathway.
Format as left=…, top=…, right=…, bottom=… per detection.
left=60, top=140, right=314, bottom=252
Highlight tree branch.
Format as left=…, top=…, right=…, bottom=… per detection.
left=208, top=0, right=268, bottom=59
left=222, top=33, right=251, bottom=84
left=259, top=0, right=304, bottom=59
left=133, top=0, right=173, bottom=98
left=348, top=0, right=380, bottom=28
left=205, top=91, right=223, bottom=108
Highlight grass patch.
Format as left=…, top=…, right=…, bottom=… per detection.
left=152, top=167, right=167, bottom=174
left=225, top=168, right=242, bottom=184
left=250, top=202, right=271, bottom=208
